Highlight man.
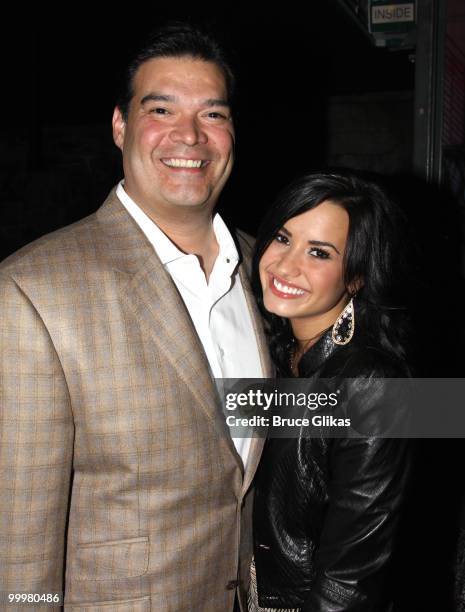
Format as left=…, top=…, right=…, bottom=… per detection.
left=0, top=24, right=271, bottom=611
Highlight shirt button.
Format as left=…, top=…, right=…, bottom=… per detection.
left=219, top=347, right=225, bottom=357
left=226, top=257, right=230, bottom=263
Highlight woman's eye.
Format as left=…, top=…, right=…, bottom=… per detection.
left=309, top=247, right=330, bottom=259
left=274, top=233, right=289, bottom=245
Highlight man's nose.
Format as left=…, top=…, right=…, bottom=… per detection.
left=169, top=116, right=207, bottom=146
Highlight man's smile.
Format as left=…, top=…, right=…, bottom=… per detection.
left=161, top=158, right=210, bottom=169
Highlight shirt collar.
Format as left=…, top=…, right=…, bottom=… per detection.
left=116, top=181, right=239, bottom=267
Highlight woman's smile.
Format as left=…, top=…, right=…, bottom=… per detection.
left=268, top=273, right=308, bottom=299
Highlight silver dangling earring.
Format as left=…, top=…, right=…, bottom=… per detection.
left=332, top=298, right=355, bottom=346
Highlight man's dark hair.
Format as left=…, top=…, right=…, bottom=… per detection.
left=117, top=22, right=235, bottom=120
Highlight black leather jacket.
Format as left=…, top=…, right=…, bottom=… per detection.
left=253, top=330, right=410, bottom=611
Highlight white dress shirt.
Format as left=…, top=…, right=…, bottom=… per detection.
left=116, top=182, right=263, bottom=465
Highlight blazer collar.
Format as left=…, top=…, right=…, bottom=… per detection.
left=236, top=263, right=272, bottom=494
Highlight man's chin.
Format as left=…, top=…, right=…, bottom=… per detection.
left=161, top=190, right=216, bottom=211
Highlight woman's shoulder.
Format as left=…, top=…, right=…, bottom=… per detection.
left=322, top=341, right=409, bottom=379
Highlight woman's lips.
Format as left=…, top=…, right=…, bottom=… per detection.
left=268, top=274, right=308, bottom=299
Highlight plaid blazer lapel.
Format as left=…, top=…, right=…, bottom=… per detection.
left=96, top=189, right=243, bottom=470
left=237, top=262, right=273, bottom=495
left=238, top=265, right=273, bottom=379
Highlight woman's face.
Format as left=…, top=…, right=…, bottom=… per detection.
left=259, top=200, right=350, bottom=339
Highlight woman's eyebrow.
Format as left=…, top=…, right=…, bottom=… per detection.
left=281, top=226, right=340, bottom=254
left=308, top=239, right=340, bottom=254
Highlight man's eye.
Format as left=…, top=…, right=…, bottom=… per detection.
left=206, top=111, right=228, bottom=119
left=309, top=247, right=330, bottom=259
left=150, top=107, right=169, bottom=115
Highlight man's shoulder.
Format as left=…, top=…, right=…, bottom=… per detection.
left=0, top=187, right=122, bottom=281
left=0, top=212, right=100, bottom=278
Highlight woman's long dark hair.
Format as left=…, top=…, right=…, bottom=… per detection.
left=252, top=169, right=411, bottom=374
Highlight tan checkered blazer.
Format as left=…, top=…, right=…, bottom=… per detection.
left=0, top=188, right=272, bottom=611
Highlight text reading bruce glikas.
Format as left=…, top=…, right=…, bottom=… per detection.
left=224, top=389, right=351, bottom=428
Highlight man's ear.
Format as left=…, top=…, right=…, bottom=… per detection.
left=112, top=106, right=126, bottom=150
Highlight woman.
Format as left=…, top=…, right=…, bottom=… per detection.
left=249, top=170, right=410, bottom=611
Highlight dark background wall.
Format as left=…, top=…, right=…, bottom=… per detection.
left=0, top=2, right=415, bottom=257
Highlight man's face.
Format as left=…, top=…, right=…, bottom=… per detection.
left=112, top=56, right=235, bottom=217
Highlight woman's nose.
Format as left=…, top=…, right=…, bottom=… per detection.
left=275, top=249, right=301, bottom=278
left=169, top=116, right=208, bottom=146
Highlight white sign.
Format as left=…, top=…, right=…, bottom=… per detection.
left=372, top=3, right=415, bottom=24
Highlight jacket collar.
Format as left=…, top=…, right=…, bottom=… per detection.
left=95, top=188, right=271, bottom=486
left=297, top=328, right=340, bottom=377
